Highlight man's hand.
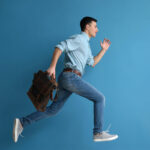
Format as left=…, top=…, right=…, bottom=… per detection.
left=46, top=66, right=56, bottom=79
left=100, top=38, right=111, bottom=51
left=93, top=38, right=111, bottom=67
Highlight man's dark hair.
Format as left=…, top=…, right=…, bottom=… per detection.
left=80, top=16, right=97, bottom=31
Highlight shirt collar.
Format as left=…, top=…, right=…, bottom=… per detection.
left=80, top=31, right=90, bottom=41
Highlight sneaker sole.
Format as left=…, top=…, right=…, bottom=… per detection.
left=93, top=135, right=118, bottom=142
left=12, top=118, right=19, bottom=143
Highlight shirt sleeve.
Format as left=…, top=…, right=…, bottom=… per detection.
left=86, top=50, right=94, bottom=67
left=55, top=35, right=81, bottom=53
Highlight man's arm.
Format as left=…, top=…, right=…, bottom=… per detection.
left=47, top=47, right=62, bottom=78
left=93, top=49, right=107, bottom=67
left=92, top=38, right=111, bottom=67
left=46, top=35, right=81, bottom=78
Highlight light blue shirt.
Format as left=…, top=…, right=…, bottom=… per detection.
left=55, top=31, right=94, bottom=76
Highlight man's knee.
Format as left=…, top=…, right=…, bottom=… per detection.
left=45, top=104, right=62, bottom=116
left=97, top=93, right=105, bottom=105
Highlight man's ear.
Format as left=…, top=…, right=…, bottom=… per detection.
left=86, top=23, right=91, bottom=31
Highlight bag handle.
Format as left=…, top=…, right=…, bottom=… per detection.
left=45, top=71, right=58, bottom=101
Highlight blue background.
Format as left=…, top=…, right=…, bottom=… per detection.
left=0, top=0, right=150, bottom=149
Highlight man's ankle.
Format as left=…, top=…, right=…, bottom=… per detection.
left=94, top=132, right=102, bottom=135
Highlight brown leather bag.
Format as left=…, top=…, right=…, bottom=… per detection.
left=27, top=70, right=58, bottom=112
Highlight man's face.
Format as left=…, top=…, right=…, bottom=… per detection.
left=86, top=21, right=98, bottom=37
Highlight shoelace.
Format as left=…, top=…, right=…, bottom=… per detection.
left=20, top=133, right=24, bottom=138
left=19, top=127, right=24, bottom=138
left=102, top=123, right=111, bottom=133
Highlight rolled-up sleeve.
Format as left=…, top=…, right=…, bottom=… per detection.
left=55, top=35, right=81, bottom=53
left=86, top=50, right=94, bottom=67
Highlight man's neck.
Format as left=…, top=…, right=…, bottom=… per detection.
left=84, top=31, right=91, bottom=38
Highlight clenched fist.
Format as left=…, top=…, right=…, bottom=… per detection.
left=46, top=67, right=56, bottom=79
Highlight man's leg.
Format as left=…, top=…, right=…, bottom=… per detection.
left=13, top=72, right=73, bottom=142
left=60, top=72, right=105, bottom=134
left=19, top=87, right=72, bottom=128
left=60, top=72, right=118, bottom=141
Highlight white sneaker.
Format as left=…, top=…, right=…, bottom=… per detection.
left=93, top=124, right=118, bottom=142
left=93, top=131, right=118, bottom=142
left=12, top=118, right=24, bottom=143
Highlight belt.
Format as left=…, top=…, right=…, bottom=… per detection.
left=63, top=68, right=81, bottom=77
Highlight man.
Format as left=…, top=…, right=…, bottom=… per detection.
left=13, top=16, right=118, bottom=143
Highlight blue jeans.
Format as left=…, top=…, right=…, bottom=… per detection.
left=20, top=71, right=105, bottom=134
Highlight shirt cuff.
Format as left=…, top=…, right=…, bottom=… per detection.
left=55, top=45, right=64, bottom=52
